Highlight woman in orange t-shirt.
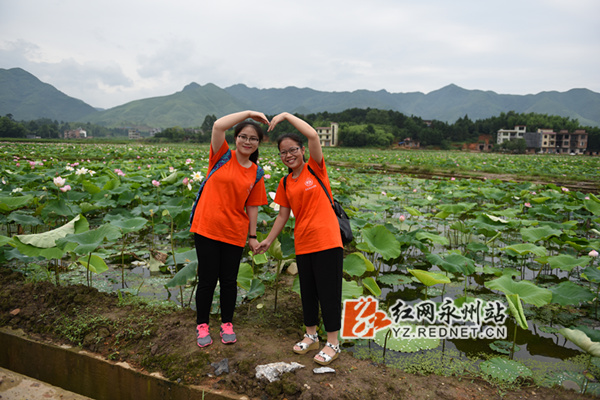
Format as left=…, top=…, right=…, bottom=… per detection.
left=256, top=112, right=343, bottom=366
left=190, top=110, right=268, bottom=348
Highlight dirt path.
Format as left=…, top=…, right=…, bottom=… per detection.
left=0, top=268, right=596, bottom=400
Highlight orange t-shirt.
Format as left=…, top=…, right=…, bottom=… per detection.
left=274, top=157, right=342, bottom=255
left=190, top=141, right=267, bottom=247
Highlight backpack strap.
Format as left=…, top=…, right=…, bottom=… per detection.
left=255, top=164, right=265, bottom=186
left=283, top=172, right=290, bottom=191
left=189, top=149, right=232, bottom=224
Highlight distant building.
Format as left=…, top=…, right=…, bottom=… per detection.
left=498, top=127, right=588, bottom=154
left=398, top=137, right=421, bottom=148
left=538, top=129, right=556, bottom=153
left=463, top=135, right=493, bottom=152
left=316, top=122, right=339, bottom=147
left=128, top=129, right=141, bottom=140
left=64, top=128, right=87, bottom=139
left=149, top=128, right=161, bottom=137
left=496, top=125, right=526, bottom=144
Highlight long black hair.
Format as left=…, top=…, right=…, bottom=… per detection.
left=234, top=121, right=264, bottom=164
left=277, top=132, right=306, bottom=173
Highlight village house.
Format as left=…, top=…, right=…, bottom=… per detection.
left=497, top=126, right=588, bottom=154
left=496, top=125, right=526, bottom=144
left=398, top=137, right=421, bottom=149
left=463, top=135, right=493, bottom=152
left=316, top=122, right=339, bottom=147
left=128, top=129, right=141, bottom=140
left=64, top=128, right=87, bottom=139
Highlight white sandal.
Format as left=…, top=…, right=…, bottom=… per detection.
left=293, top=333, right=319, bottom=354
left=314, top=342, right=341, bottom=365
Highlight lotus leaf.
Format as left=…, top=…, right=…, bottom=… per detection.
left=540, top=254, right=592, bottom=272
left=549, top=281, right=595, bottom=306
left=246, top=279, right=265, bottom=300
left=165, top=261, right=198, bottom=288
left=501, top=243, right=547, bottom=257
left=362, top=276, right=381, bottom=297
left=0, top=195, right=33, bottom=212
left=426, top=253, right=475, bottom=276
left=78, top=254, right=109, bottom=274
left=582, top=266, right=600, bottom=283
left=343, top=252, right=375, bottom=277
left=408, top=269, right=451, bottom=286
left=15, top=214, right=87, bottom=248
left=584, top=198, right=600, bottom=216
left=374, top=325, right=440, bottom=353
left=520, top=225, right=562, bottom=243
left=235, top=263, right=253, bottom=291
left=505, top=293, right=528, bottom=330
left=415, top=231, right=449, bottom=246
left=559, top=328, right=600, bottom=357
left=342, top=278, right=364, bottom=301
left=378, top=273, right=413, bottom=286
left=484, top=275, right=552, bottom=307
left=361, top=225, right=401, bottom=260
left=479, top=358, right=532, bottom=383
left=489, top=340, right=517, bottom=355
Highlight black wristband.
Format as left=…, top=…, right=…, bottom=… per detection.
left=249, top=235, right=257, bottom=239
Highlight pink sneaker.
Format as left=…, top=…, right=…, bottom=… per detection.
left=196, top=323, right=212, bottom=347
left=220, top=322, right=237, bottom=344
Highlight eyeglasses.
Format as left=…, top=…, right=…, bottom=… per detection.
left=237, top=134, right=260, bottom=143
left=279, top=146, right=301, bottom=157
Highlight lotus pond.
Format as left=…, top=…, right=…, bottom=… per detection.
left=1, top=141, right=600, bottom=393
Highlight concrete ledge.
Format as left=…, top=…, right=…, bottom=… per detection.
left=0, top=327, right=247, bottom=400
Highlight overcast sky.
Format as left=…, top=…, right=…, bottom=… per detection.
left=1, top=0, right=599, bottom=109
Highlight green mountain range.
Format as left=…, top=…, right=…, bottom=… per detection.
left=0, top=68, right=98, bottom=122
left=1, top=67, right=599, bottom=128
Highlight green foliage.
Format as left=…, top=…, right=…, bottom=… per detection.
left=480, top=358, right=533, bottom=383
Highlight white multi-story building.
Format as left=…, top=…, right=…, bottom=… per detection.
left=316, top=122, right=339, bottom=147
left=496, top=125, right=526, bottom=144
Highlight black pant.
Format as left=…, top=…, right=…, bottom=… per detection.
left=194, top=234, right=244, bottom=325
left=296, top=247, right=343, bottom=332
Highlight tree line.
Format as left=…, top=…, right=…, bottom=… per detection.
left=2, top=110, right=599, bottom=151
left=0, top=115, right=127, bottom=139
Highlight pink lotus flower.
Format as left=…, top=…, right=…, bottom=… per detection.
left=451, top=177, right=456, bottom=181
left=524, top=202, right=531, bottom=208
left=60, top=185, right=72, bottom=193
left=152, top=180, right=160, bottom=187
left=399, top=215, right=406, bottom=222
left=182, top=177, right=189, bottom=185
left=590, top=250, right=599, bottom=258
